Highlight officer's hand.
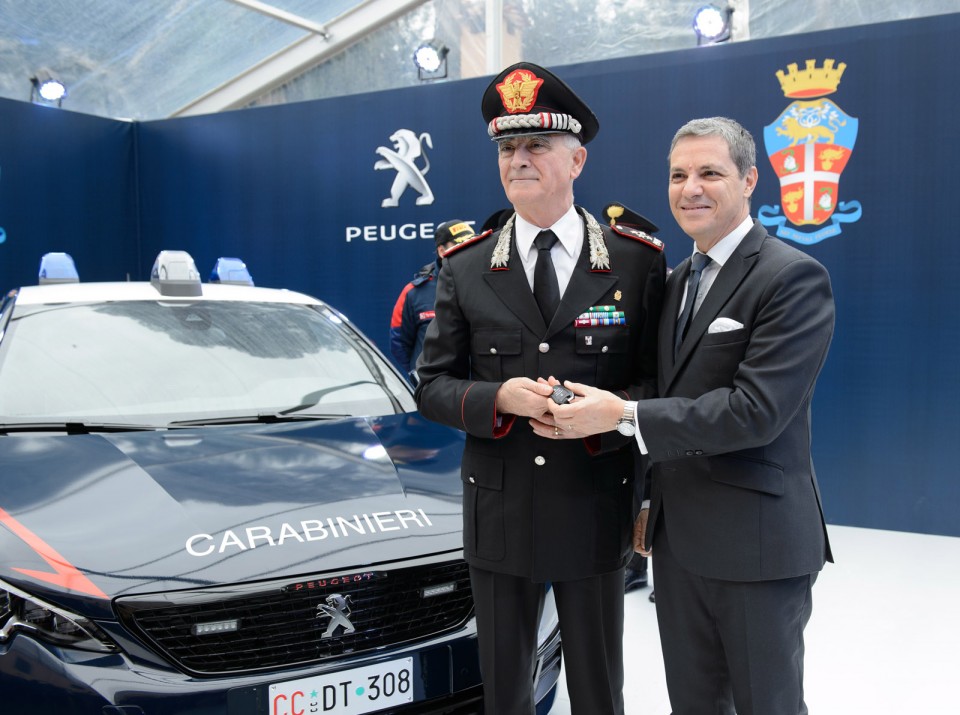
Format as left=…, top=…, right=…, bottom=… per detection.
left=529, top=379, right=586, bottom=440
left=495, top=377, right=553, bottom=419
left=547, top=380, right=625, bottom=437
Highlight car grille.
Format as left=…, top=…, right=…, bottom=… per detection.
left=115, top=559, right=473, bottom=676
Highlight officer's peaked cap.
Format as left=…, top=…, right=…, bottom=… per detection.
left=481, top=62, right=599, bottom=144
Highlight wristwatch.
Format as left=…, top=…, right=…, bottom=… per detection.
left=617, top=401, right=637, bottom=436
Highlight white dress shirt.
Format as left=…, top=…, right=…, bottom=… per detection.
left=675, top=215, right=754, bottom=320
left=513, top=206, right=583, bottom=296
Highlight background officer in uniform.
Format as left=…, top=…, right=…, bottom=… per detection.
left=414, top=62, right=665, bottom=715
left=389, top=219, right=475, bottom=382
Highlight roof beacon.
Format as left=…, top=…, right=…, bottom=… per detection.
left=38, top=252, right=79, bottom=284
left=151, top=250, right=202, bottom=297
left=209, top=257, right=254, bottom=286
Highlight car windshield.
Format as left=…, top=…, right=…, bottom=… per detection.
left=0, top=299, right=415, bottom=427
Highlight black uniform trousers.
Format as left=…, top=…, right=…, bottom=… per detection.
left=651, top=517, right=816, bottom=715
left=469, top=565, right=626, bottom=715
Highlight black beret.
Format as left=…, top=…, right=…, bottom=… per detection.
left=481, top=62, right=599, bottom=144
left=602, top=202, right=660, bottom=234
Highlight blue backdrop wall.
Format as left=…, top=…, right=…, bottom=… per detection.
left=0, top=101, right=136, bottom=281
left=1, top=15, right=957, bottom=537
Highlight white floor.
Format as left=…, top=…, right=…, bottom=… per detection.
left=548, top=525, right=960, bottom=714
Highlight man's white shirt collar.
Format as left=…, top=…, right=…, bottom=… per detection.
left=695, top=215, right=753, bottom=267
left=515, top=206, right=581, bottom=262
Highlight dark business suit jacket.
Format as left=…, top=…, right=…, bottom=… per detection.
left=416, top=207, right=666, bottom=582
left=640, top=220, right=834, bottom=582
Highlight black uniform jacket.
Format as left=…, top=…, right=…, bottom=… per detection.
left=640, top=220, right=835, bottom=582
left=415, top=207, right=666, bottom=582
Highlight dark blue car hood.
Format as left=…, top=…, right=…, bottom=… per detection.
left=0, top=414, right=465, bottom=611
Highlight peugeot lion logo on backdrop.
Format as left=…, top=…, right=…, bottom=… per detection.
left=759, top=58, right=862, bottom=245
left=345, top=128, right=445, bottom=242
left=374, top=128, right=435, bottom=207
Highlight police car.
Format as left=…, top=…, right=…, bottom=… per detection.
left=0, top=251, right=561, bottom=714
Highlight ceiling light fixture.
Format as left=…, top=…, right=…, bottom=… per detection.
left=693, top=4, right=733, bottom=46
left=30, top=69, right=67, bottom=107
left=413, top=41, right=449, bottom=80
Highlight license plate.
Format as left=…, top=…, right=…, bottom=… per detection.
left=268, top=657, right=415, bottom=715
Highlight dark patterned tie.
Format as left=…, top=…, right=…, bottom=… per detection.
left=674, top=252, right=712, bottom=357
left=533, top=230, right=561, bottom=322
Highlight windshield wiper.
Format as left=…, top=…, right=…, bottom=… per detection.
left=278, top=380, right=379, bottom=415
left=0, top=422, right=160, bottom=434
left=167, top=413, right=347, bottom=428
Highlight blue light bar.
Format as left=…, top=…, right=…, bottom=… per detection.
left=209, top=257, right=254, bottom=286
left=38, top=252, right=79, bottom=284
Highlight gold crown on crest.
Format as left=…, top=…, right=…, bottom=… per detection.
left=775, top=59, right=846, bottom=98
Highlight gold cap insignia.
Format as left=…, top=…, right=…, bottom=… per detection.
left=496, top=69, right=544, bottom=114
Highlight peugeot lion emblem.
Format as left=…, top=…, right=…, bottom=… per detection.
left=316, top=594, right=356, bottom=639
left=374, top=128, right=435, bottom=207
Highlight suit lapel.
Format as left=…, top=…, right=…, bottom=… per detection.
left=660, top=258, right=689, bottom=375
left=665, top=221, right=766, bottom=388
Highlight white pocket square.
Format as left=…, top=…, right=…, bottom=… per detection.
left=708, top=317, right=744, bottom=334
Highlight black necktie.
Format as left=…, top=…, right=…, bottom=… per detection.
left=533, top=230, right=561, bottom=322
left=674, top=252, right=712, bottom=357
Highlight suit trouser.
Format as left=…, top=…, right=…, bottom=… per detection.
left=652, top=518, right=816, bottom=715
left=469, top=565, right=625, bottom=715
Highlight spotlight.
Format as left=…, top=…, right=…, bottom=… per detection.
left=413, top=41, right=449, bottom=80
left=29, top=69, right=67, bottom=106
left=693, top=4, right=732, bottom=45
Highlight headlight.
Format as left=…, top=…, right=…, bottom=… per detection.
left=0, top=580, right=118, bottom=653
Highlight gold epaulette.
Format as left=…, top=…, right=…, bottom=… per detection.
left=610, top=224, right=664, bottom=252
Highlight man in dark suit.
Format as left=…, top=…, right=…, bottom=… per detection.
left=552, top=117, right=835, bottom=714
left=414, top=62, right=665, bottom=715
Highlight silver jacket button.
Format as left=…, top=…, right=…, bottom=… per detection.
left=538, top=342, right=550, bottom=353
left=534, top=456, right=546, bottom=466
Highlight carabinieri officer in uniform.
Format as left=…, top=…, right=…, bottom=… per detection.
left=414, top=62, right=666, bottom=715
